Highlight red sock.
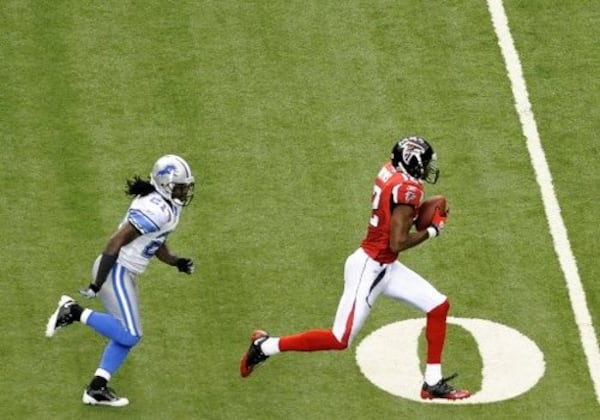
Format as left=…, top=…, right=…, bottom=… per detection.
left=425, top=300, right=450, bottom=364
left=279, top=329, right=347, bottom=352
left=278, top=301, right=355, bottom=352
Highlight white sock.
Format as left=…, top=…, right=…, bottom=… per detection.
left=424, top=363, right=442, bottom=386
left=260, top=337, right=281, bottom=356
left=95, top=368, right=111, bottom=381
left=80, top=309, right=93, bottom=324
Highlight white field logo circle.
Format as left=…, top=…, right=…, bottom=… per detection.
left=355, top=317, right=545, bottom=404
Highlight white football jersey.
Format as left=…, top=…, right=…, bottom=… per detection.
left=117, top=191, right=181, bottom=274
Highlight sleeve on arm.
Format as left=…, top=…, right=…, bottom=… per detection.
left=128, top=209, right=161, bottom=234
left=127, top=197, right=171, bottom=234
left=392, top=182, right=424, bottom=208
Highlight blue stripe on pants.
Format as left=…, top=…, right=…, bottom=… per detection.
left=112, top=263, right=140, bottom=337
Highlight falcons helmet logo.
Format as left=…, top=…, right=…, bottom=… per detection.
left=401, top=139, right=426, bottom=168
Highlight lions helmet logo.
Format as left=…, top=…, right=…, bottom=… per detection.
left=157, top=164, right=177, bottom=177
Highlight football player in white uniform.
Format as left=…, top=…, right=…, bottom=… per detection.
left=46, top=155, right=196, bottom=407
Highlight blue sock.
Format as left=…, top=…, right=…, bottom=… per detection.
left=99, top=340, right=133, bottom=374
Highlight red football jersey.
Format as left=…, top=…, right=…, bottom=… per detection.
left=361, top=162, right=424, bottom=263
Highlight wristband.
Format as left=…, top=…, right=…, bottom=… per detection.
left=426, top=226, right=438, bottom=238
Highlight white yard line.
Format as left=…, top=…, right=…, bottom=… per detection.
left=487, top=0, right=600, bottom=405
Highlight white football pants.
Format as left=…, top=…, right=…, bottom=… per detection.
left=331, top=247, right=447, bottom=346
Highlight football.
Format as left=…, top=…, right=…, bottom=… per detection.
left=415, top=195, right=448, bottom=231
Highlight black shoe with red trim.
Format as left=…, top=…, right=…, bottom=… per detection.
left=240, top=329, right=270, bottom=378
left=421, top=373, right=471, bottom=400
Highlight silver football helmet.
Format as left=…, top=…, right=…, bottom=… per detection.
left=150, top=154, right=195, bottom=206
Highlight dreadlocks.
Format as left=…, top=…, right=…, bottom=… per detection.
left=126, top=175, right=155, bottom=197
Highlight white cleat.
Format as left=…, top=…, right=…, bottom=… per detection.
left=82, top=387, right=129, bottom=407
left=45, top=295, right=76, bottom=338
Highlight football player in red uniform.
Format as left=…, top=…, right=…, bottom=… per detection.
left=240, top=136, right=470, bottom=400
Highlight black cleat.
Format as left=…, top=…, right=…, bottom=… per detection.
left=82, top=386, right=129, bottom=407
left=421, top=373, right=471, bottom=400
left=240, top=329, right=270, bottom=377
left=45, top=295, right=77, bottom=338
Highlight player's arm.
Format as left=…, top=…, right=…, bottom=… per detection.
left=156, top=242, right=195, bottom=274
left=389, top=204, right=430, bottom=253
left=155, top=242, right=177, bottom=265
left=91, top=222, right=140, bottom=292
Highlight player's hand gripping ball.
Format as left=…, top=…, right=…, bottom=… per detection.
left=415, top=195, right=448, bottom=231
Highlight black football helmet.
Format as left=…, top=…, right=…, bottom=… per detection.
left=390, top=136, right=439, bottom=184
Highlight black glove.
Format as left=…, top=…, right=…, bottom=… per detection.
left=176, top=258, right=194, bottom=274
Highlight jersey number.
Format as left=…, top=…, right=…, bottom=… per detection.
left=142, top=240, right=164, bottom=258
left=141, top=231, right=170, bottom=258
left=369, top=185, right=382, bottom=227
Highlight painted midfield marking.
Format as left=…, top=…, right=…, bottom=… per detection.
left=355, top=318, right=545, bottom=404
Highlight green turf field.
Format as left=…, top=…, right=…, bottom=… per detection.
left=1, top=1, right=599, bottom=418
